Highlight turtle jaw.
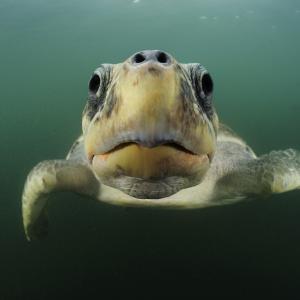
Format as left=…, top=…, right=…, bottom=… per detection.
left=90, top=141, right=211, bottom=199
left=90, top=140, right=211, bottom=177
left=86, top=127, right=215, bottom=196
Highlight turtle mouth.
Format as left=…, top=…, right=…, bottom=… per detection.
left=87, top=128, right=212, bottom=162
left=97, top=140, right=195, bottom=157
left=89, top=139, right=211, bottom=164
left=89, top=138, right=211, bottom=198
left=89, top=136, right=211, bottom=182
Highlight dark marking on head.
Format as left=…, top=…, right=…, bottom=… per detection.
left=177, top=75, right=201, bottom=131
left=104, top=85, right=120, bottom=118
left=85, top=94, right=105, bottom=121
left=148, top=67, right=161, bottom=76
left=179, top=76, right=197, bottom=115
left=179, top=76, right=194, bottom=107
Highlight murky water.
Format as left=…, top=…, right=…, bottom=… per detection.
left=1, top=0, right=300, bottom=298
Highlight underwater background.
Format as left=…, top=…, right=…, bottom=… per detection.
left=0, top=0, right=300, bottom=298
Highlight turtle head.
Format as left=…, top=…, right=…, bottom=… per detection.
left=82, top=50, right=219, bottom=199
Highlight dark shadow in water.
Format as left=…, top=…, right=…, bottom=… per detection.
left=3, top=190, right=300, bottom=299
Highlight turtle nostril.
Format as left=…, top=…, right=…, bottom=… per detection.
left=131, top=50, right=172, bottom=66
left=156, top=51, right=168, bottom=63
left=133, top=53, right=146, bottom=64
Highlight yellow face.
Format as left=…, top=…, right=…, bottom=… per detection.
left=82, top=50, right=218, bottom=199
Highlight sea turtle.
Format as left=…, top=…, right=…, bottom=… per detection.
left=22, top=50, right=300, bottom=240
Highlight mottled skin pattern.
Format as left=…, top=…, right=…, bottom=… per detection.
left=22, top=50, right=300, bottom=241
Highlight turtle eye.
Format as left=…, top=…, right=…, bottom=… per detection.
left=193, top=69, right=213, bottom=103
left=200, top=72, right=213, bottom=97
left=190, top=65, right=214, bottom=116
left=89, top=73, right=101, bottom=95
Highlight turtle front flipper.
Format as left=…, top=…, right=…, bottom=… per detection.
left=22, top=160, right=99, bottom=241
left=257, top=149, right=300, bottom=193
left=216, top=148, right=300, bottom=200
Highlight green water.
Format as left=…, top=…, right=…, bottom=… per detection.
left=1, top=0, right=300, bottom=298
